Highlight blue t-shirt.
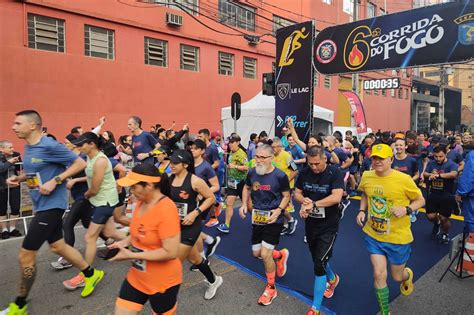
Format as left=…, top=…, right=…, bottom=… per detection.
left=204, top=143, right=220, bottom=167
left=23, top=136, right=78, bottom=212
left=195, top=160, right=216, bottom=186
left=244, top=168, right=290, bottom=221
left=108, top=157, right=121, bottom=179
left=333, top=147, right=348, bottom=170
left=392, top=156, right=418, bottom=177
left=361, top=157, right=372, bottom=173
left=132, top=131, right=157, bottom=164
left=447, top=150, right=463, bottom=165
left=425, top=159, right=458, bottom=195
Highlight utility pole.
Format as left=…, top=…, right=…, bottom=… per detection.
left=438, top=66, right=447, bottom=133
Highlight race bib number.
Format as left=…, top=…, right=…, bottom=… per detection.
left=25, top=173, right=41, bottom=190
left=251, top=209, right=271, bottom=225
left=369, top=215, right=390, bottom=235
left=432, top=180, right=444, bottom=189
left=228, top=178, right=239, bottom=190
left=130, top=245, right=147, bottom=272
left=175, top=202, right=188, bottom=220
left=309, top=206, right=326, bottom=219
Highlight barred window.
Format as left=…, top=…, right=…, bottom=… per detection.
left=27, top=13, right=65, bottom=53
left=180, top=44, right=199, bottom=71
left=145, top=37, right=167, bottom=67
left=398, top=88, right=403, bottom=99
left=166, top=0, right=199, bottom=15
left=218, top=52, right=234, bottom=76
left=367, top=2, right=376, bottom=18
left=405, top=88, right=409, bottom=99
left=324, top=76, right=331, bottom=89
left=365, top=89, right=372, bottom=95
left=243, top=57, right=257, bottom=79
left=374, top=89, right=379, bottom=95
left=273, top=15, right=295, bottom=35
left=84, top=25, right=114, bottom=60
left=391, top=89, right=396, bottom=98
left=382, top=89, right=387, bottom=97
left=218, top=0, right=255, bottom=32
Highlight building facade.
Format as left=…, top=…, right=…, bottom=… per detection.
left=0, top=0, right=413, bottom=149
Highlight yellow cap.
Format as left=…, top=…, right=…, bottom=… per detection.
left=370, top=144, right=393, bottom=159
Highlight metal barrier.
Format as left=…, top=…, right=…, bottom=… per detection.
left=0, top=215, right=34, bottom=236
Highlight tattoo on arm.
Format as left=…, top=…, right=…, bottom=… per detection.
left=19, top=265, right=36, bottom=298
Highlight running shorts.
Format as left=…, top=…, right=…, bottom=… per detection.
left=22, top=209, right=64, bottom=251
left=364, top=234, right=411, bottom=265
left=426, top=193, right=457, bottom=218
left=180, top=218, right=201, bottom=246
left=251, top=223, right=283, bottom=248
left=91, top=204, right=116, bottom=225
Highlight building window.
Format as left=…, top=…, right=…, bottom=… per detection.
left=405, top=88, right=409, bottom=99
left=180, top=44, right=199, bottom=71
left=380, top=8, right=387, bottom=15
left=391, top=89, right=396, bottom=98
left=149, top=0, right=199, bottom=15
left=365, top=89, right=372, bottom=95
left=84, top=25, right=114, bottom=60
left=145, top=37, right=167, bottom=67
left=322, top=0, right=332, bottom=4
left=273, top=15, right=295, bottom=35
left=243, top=57, right=257, bottom=79
left=382, top=89, right=387, bottom=97
left=324, top=76, right=331, bottom=89
left=218, top=0, right=256, bottom=32
left=27, top=13, right=65, bottom=53
left=218, top=52, right=234, bottom=76
left=367, top=2, right=376, bottom=18
left=398, top=88, right=403, bottom=99
left=374, top=89, right=379, bottom=96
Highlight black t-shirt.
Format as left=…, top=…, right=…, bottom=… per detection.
left=295, top=164, right=344, bottom=228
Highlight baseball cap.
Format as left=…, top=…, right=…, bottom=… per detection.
left=188, top=139, right=206, bottom=150
left=394, top=133, right=405, bottom=140
left=229, top=135, right=241, bottom=143
left=117, top=171, right=161, bottom=187
left=370, top=144, right=393, bottom=159
left=169, top=149, right=193, bottom=164
left=382, top=131, right=391, bottom=139
left=439, top=138, right=449, bottom=146
left=65, top=134, right=77, bottom=143
left=71, top=132, right=98, bottom=146
left=431, top=135, right=441, bottom=143
left=210, top=130, right=221, bottom=139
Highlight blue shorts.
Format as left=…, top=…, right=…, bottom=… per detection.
left=91, top=204, right=115, bottom=224
left=364, top=235, right=411, bottom=265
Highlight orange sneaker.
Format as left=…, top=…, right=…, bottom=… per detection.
left=205, top=217, right=219, bottom=227
left=258, top=285, right=277, bottom=306
left=214, top=203, right=222, bottom=217
left=276, top=248, right=289, bottom=277
left=307, top=308, right=323, bottom=315
left=63, top=273, right=85, bottom=290
left=324, top=274, right=339, bottom=298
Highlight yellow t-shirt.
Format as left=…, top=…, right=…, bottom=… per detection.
left=358, top=170, right=422, bottom=245
left=273, top=150, right=295, bottom=189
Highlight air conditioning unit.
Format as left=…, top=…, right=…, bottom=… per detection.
left=166, top=12, right=183, bottom=27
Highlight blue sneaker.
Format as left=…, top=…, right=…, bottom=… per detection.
left=217, top=223, right=230, bottom=234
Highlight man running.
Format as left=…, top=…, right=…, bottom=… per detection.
left=126, top=116, right=160, bottom=165
left=356, top=144, right=424, bottom=315
left=1, top=110, right=103, bottom=315
left=239, top=144, right=290, bottom=306
left=295, top=145, right=344, bottom=315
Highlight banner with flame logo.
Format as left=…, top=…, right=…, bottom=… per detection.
left=275, top=21, right=315, bottom=141
left=314, top=2, right=474, bottom=75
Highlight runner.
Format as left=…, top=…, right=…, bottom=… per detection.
left=423, top=146, right=459, bottom=244
left=126, top=116, right=160, bottom=165
left=239, top=144, right=290, bottom=306
left=356, top=144, right=425, bottom=315
left=217, top=135, right=248, bottom=234
left=108, top=163, right=182, bottom=315
left=168, top=149, right=223, bottom=299
left=294, top=145, right=344, bottom=315
left=1, top=111, right=104, bottom=315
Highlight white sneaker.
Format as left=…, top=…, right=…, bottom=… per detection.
left=204, top=275, right=223, bottom=300
left=50, top=257, right=73, bottom=270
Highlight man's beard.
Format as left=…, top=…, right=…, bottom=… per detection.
left=255, top=163, right=267, bottom=175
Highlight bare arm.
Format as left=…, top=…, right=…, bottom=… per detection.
left=314, top=188, right=344, bottom=208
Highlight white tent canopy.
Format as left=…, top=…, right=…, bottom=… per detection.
left=221, top=92, right=334, bottom=145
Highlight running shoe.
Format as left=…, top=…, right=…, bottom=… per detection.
left=8, top=229, right=22, bottom=237
left=287, top=220, right=298, bottom=235
left=205, top=236, right=221, bottom=258
left=0, top=303, right=27, bottom=315
left=63, top=273, right=85, bottom=290
left=280, top=226, right=288, bottom=235
left=431, top=221, right=441, bottom=239
left=439, top=233, right=450, bottom=245
left=51, top=257, right=72, bottom=270
left=214, top=203, right=222, bottom=217
left=81, top=269, right=104, bottom=298
left=306, top=308, right=323, bottom=315
left=204, top=275, right=223, bottom=300
left=1, top=231, right=9, bottom=240
left=304, top=236, right=307, bottom=243
left=258, top=285, right=277, bottom=306
left=205, top=218, right=219, bottom=228
left=276, top=248, right=289, bottom=277
left=400, top=267, right=414, bottom=296
left=217, top=223, right=230, bottom=234
left=324, top=274, right=340, bottom=298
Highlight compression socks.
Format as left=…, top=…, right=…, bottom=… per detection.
left=266, top=271, right=276, bottom=287
left=312, top=275, right=327, bottom=312
left=197, top=259, right=216, bottom=283
left=14, top=297, right=27, bottom=309
left=81, top=266, right=94, bottom=278
left=204, top=235, right=214, bottom=245
left=375, top=287, right=390, bottom=315
left=326, top=262, right=336, bottom=283
left=272, top=250, right=282, bottom=260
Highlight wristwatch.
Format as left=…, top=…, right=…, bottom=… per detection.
left=195, top=207, right=203, bottom=214
left=54, top=176, right=62, bottom=184
left=406, top=206, right=413, bottom=215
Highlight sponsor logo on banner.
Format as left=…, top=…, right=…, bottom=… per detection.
left=316, top=39, right=337, bottom=64
left=454, top=13, right=474, bottom=45
left=278, top=27, right=310, bottom=67
left=277, top=83, right=310, bottom=100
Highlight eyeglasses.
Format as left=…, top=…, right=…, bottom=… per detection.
left=255, top=155, right=272, bottom=160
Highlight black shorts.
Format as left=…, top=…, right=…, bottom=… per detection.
left=225, top=180, right=244, bottom=199
left=180, top=219, right=201, bottom=246
left=22, top=209, right=64, bottom=251
left=305, top=220, right=338, bottom=264
left=117, top=279, right=179, bottom=314
left=91, top=204, right=115, bottom=224
left=251, top=223, right=283, bottom=247
left=426, top=193, right=457, bottom=218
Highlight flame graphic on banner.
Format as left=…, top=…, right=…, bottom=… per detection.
left=349, top=45, right=364, bottom=67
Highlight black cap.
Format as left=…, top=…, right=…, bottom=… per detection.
left=229, top=135, right=241, bottom=143
left=431, top=135, right=441, bottom=143
left=439, top=138, right=449, bottom=146
left=382, top=131, right=391, bottom=139
left=65, top=134, right=77, bottom=142
left=169, top=149, right=193, bottom=164
left=72, top=132, right=98, bottom=146
left=188, top=139, right=206, bottom=150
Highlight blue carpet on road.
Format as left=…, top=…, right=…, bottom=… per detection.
left=204, top=200, right=464, bottom=315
